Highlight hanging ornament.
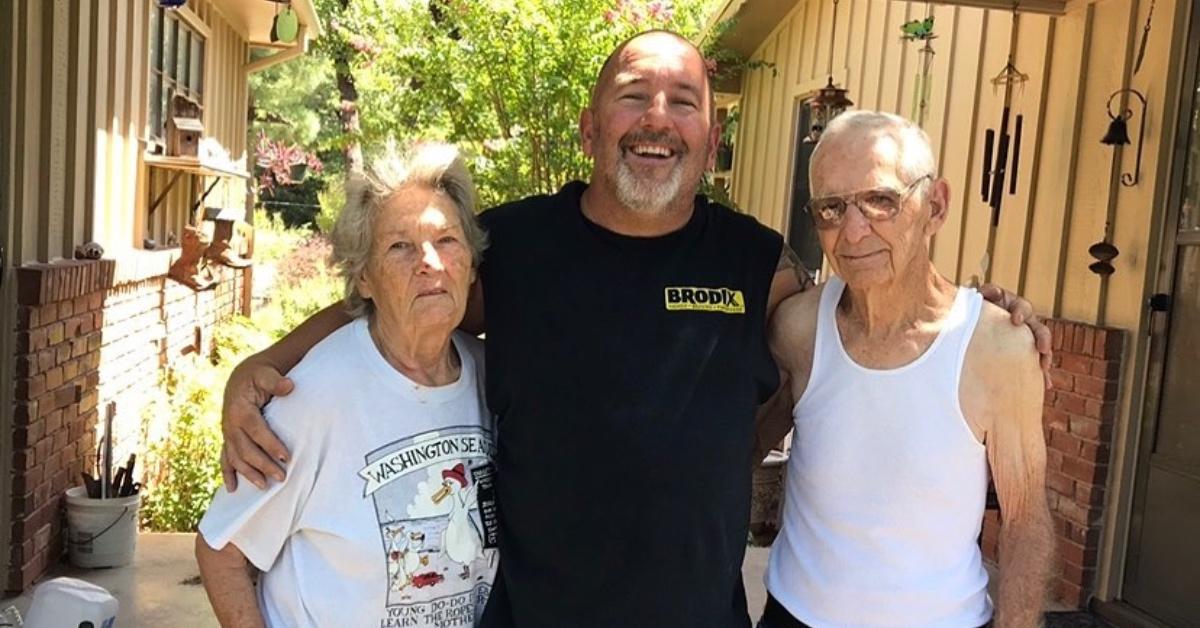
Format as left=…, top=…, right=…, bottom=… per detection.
left=978, top=2, right=1030, bottom=283
left=271, top=2, right=300, bottom=44
left=804, top=0, right=854, bottom=143
left=1133, top=0, right=1157, bottom=75
left=901, top=6, right=937, bottom=127
left=1088, top=240, right=1119, bottom=276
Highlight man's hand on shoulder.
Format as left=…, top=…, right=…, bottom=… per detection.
left=221, top=358, right=294, bottom=491
left=978, top=283, right=1053, bottom=389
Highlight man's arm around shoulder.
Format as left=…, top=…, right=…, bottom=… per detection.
left=754, top=287, right=823, bottom=465
left=966, top=305, right=1054, bottom=628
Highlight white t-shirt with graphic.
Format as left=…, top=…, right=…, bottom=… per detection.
left=199, top=319, right=497, bottom=628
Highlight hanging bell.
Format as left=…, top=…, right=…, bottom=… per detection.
left=1088, top=241, right=1119, bottom=261
left=1088, top=260, right=1115, bottom=276
left=1101, top=115, right=1131, bottom=146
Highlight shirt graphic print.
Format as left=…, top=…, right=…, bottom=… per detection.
left=362, top=426, right=497, bottom=627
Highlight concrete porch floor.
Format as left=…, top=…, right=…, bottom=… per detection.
left=2, top=534, right=1055, bottom=626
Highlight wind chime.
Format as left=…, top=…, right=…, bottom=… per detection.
left=901, top=7, right=937, bottom=127
left=978, top=4, right=1028, bottom=282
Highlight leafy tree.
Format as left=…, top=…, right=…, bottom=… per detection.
left=250, top=0, right=741, bottom=210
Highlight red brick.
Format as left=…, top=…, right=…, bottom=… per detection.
left=1080, top=441, right=1110, bottom=464
left=36, top=348, right=55, bottom=374
left=1056, top=392, right=1087, bottom=415
left=1052, top=325, right=1065, bottom=350
left=12, top=402, right=37, bottom=426
left=1091, top=359, right=1121, bottom=379
left=1063, top=456, right=1105, bottom=484
left=1081, top=328, right=1095, bottom=357
left=1050, top=429, right=1083, bottom=456
left=1058, top=539, right=1096, bottom=566
left=1046, top=470, right=1075, bottom=496
left=1047, top=448, right=1064, bottom=471
left=70, top=336, right=88, bottom=358
left=1068, top=415, right=1101, bottom=441
left=1060, top=354, right=1092, bottom=375
left=1075, top=482, right=1106, bottom=507
left=16, top=375, right=46, bottom=400
left=43, top=366, right=63, bottom=391
left=1072, top=328, right=1087, bottom=353
left=56, top=343, right=72, bottom=363
left=1049, top=370, right=1075, bottom=392
left=1055, top=578, right=1087, bottom=608
left=1044, top=406, right=1069, bottom=431
left=59, top=299, right=74, bottom=319
left=35, top=303, right=58, bottom=324
left=1083, top=399, right=1117, bottom=423
left=1074, top=375, right=1115, bottom=400
left=46, top=321, right=65, bottom=345
left=62, top=358, right=79, bottom=381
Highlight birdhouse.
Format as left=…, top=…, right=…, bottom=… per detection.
left=166, top=94, right=203, bottom=157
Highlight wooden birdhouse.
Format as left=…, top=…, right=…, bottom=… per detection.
left=166, top=93, right=203, bottom=157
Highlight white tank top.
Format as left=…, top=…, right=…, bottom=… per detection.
left=765, top=276, right=991, bottom=627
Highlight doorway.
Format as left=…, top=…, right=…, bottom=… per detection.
left=1120, top=3, right=1200, bottom=623
left=785, top=100, right=823, bottom=280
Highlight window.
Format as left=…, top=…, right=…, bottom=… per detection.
left=147, top=5, right=205, bottom=150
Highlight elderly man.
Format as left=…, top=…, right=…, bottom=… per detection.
left=220, top=32, right=1051, bottom=628
left=760, top=111, right=1053, bottom=628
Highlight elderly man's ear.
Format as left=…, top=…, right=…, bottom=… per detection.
left=924, top=178, right=952, bottom=236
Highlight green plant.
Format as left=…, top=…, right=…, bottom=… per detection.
left=315, top=176, right=345, bottom=234
left=139, top=358, right=229, bottom=532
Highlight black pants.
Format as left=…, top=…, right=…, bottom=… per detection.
left=757, top=595, right=993, bottom=628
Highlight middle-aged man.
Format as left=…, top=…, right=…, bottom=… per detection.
left=219, top=31, right=1051, bottom=628
left=759, top=111, right=1053, bottom=628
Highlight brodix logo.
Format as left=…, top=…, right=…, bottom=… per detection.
left=664, top=286, right=745, bottom=314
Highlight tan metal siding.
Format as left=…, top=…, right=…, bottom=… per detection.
left=730, top=0, right=1178, bottom=333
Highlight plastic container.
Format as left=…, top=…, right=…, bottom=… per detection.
left=64, top=486, right=140, bottom=569
left=22, top=577, right=117, bottom=628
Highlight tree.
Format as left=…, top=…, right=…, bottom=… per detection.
left=349, top=0, right=721, bottom=207
left=250, top=0, right=730, bottom=208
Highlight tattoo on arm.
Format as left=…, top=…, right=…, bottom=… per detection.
left=777, top=244, right=816, bottom=291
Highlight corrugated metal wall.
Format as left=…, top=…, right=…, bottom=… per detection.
left=730, top=0, right=1180, bottom=334
left=0, top=0, right=251, bottom=264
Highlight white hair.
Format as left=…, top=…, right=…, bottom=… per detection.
left=809, top=110, right=937, bottom=188
left=332, top=142, right=488, bottom=318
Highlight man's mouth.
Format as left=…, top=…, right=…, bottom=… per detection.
left=416, top=288, right=448, bottom=298
left=625, top=143, right=677, bottom=160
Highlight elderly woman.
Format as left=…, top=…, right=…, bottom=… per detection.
left=195, top=143, right=495, bottom=627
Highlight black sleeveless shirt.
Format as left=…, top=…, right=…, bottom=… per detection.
left=478, top=182, right=782, bottom=628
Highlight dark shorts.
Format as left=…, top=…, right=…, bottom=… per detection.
left=757, top=594, right=993, bottom=628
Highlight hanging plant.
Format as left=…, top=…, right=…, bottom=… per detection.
left=255, top=131, right=323, bottom=194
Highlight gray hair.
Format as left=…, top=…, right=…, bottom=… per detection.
left=809, top=110, right=937, bottom=191
left=332, top=142, right=488, bottom=318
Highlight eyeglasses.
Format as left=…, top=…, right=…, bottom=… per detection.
left=806, top=174, right=934, bottom=229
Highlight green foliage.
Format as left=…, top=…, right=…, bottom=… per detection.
left=248, top=51, right=339, bottom=148
left=315, top=176, right=346, bottom=234
left=139, top=358, right=230, bottom=532
left=247, top=0, right=723, bottom=207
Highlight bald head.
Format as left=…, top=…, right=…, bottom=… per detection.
left=590, top=30, right=716, bottom=124
left=809, top=111, right=937, bottom=194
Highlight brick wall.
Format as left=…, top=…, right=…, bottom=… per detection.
left=7, top=252, right=247, bottom=593
left=980, top=318, right=1125, bottom=609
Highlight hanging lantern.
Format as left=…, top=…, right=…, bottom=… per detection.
left=803, top=0, right=853, bottom=143
left=805, top=78, right=855, bottom=143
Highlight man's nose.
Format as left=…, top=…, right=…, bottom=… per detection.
left=840, top=203, right=874, bottom=244
left=640, top=92, right=671, bottom=127
left=420, top=241, right=444, bottom=271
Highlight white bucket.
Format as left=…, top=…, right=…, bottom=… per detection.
left=64, top=486, right=140, bottom=569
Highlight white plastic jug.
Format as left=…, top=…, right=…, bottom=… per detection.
left=22, top=577, right=118, bottom=628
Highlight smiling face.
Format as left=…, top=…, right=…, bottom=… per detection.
left=356, top=184, right=476, bottom=333
left=811, top=130, right=949, bottom=289
left=581, top=32, right=719, bottom=215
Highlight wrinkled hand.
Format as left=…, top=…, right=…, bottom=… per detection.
left=979, top=283, right=1054, bottom=389
left=221, top=360, right=295, bottom=491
